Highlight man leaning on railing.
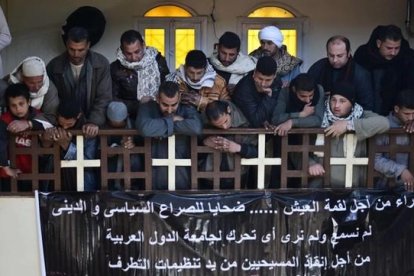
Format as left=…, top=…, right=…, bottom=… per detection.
left=308, top=82, right=389, bottom=187
left=374, top=88, right=414, bottom=191
left=202, top=100, right=258, bottom=189
left=135, top=81, right=202, bottom=190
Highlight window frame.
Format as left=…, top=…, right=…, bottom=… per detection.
left=136, top=16, right=207, bottom=71
left=237, top=16, right=307, bottom=58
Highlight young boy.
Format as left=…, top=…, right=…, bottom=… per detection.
left=106, top=101, right=142, bottom=190
left=39, top=99, right=84, bottom=191
left=0, top=83, right=50, bottom=189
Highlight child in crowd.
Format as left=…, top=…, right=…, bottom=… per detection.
left=106, top=101, right=142, bottom=190
left=0, top=83, right=51, bottom=190
left=40, top=99, right=84, bottom=191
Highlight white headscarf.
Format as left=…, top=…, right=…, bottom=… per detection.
left=209, top=52, right=257, bottom=86
left=259, top=26, right=284, bottom=48
left=166, top=63, right=217, bottom=90
left=9, top=56, right=49, bottom=110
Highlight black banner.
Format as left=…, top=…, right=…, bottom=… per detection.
left=37, top=190, right=414, bottom=275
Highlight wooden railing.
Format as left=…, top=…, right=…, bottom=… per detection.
left=1, top=128, right=413, bottom=195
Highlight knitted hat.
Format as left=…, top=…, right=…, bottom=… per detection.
left=106, top=101, right=128, bottom=122
left=331, top=82, right=356, bottom=104
left=259, top=26, right=284, bottom=48
left=22, top=58, right=44, bottom=77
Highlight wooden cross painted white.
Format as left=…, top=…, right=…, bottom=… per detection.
left=241, top=134, right=281, bottom=189
left=60, top=135, right=101, bottom=191
left=329, top=133, right=369, bottom=188
left=151, top=135, right=191, bottom=190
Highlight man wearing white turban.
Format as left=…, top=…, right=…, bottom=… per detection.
left=250, top=26, right=302, bottom=87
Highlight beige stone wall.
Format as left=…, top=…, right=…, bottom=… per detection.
left=0, top=197, right=41, bottom=275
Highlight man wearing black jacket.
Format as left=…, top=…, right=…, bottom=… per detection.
left=354, top=25, right=414, bottom=115
left=308, top=35, right=374, bottom=110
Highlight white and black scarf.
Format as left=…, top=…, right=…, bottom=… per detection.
left=209, top=52, right=256, bottom=86
left=9, top=56, right=50, bottom=110
left=315, top=98, right=364, bottom=157
left=321, top=98, right=363, bottom=128
left=116, top=46, right=160, bottom=100
left=166, top=63, right=216, bottom=90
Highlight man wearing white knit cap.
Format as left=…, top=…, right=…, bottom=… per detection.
left=250, top=25, right=302, bottom=87
left=4, top=56, right=59, bottom=125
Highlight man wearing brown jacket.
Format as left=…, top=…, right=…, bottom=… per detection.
left=166, top=50, right=229, bottom=112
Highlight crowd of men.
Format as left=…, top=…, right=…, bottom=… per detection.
left=1, top=23, right=414, bottom=192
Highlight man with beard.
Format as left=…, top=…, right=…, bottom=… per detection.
left=47, top=26, right=111, bottom=137
left=232, top=56, right=282, bottom=128
left=47, top=26, right=112, bottom=190
left=136, top=81, right=202, bottom=189
left=4, top=57, right=59, bottom=125
left=208, top=32, right=256, bottom=93
left=308, top=36, right=374, bottom=110
left=250, top=25, right=302, bottom=87
left=270, top=73, right=324, bottom=187
left=354, top=25, right=414, bottom=115
left=167, top=50, right=229, bottom=112
left=111, top=30, right=169, bottom=121
left=308, top=82, right=389, bottom=187
left=271, top=73, right=324, bottom=135
left=375, top=89, right=414, bottom=191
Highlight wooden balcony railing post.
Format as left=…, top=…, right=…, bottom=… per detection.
left=2, top=128, right=413, bottom=195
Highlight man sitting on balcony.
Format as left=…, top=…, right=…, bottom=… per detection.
left=202, top=100, right=257, bottom=188
left=166, top=49, right=229, bottom=112
left=374, top=89, right=414, bottom=191
left=232, top=56, right=282, bottom=128
left=136, top=81, right=202, bottom=190
left=208, top=32, right=256, bottom=94
left=308, top=82, right=389, bottom=187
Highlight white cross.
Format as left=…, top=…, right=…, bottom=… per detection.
left=329, top=134, right=369, bottom=188
left=152, top=135, right=192, bottom=190
left=241, top=134, right=281, bottom=189
left=60, top=135, right=101, bottom=191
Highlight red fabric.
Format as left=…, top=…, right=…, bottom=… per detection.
left=0, top=112, right=33, bottom=178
